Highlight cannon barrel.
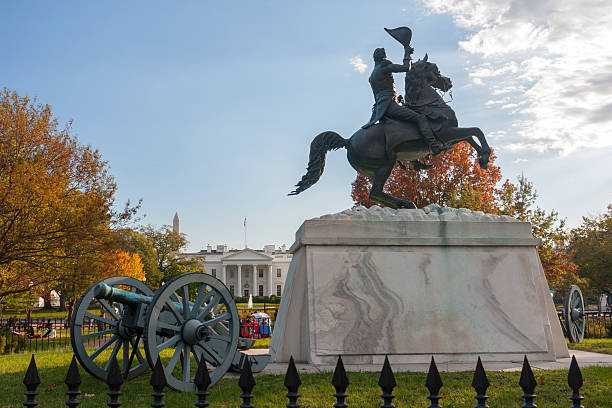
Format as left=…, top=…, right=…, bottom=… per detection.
left=94, top=282, right=193, bottom=314
left=94, top=282, right=154, bottom=306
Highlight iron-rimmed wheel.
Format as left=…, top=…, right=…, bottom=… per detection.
left=564, top=284, right=585, bottom=343
left=143, top=273, right=239, bottom=391
left=71, top=276, right=153, bottom=381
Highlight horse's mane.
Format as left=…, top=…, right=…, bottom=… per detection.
left=404, top=62, right=427, bottom=105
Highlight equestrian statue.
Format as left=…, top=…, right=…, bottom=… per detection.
left=289, top=27, right=492, bottom=209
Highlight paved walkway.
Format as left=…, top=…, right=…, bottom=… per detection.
left=244, top=349, right=612, bottom=375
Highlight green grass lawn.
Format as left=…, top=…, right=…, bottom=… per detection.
left=1, top=350, right=611, bottom=407
left=2, top=309, right=70, bottom=319
left=568, top=338, right=612, bottom=355
left=1, top=307, right=104, bottom=319
left=253, top=337, right=270, bottom=348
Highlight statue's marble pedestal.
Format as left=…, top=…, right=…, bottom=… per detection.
left=270, top=205, right=568, bottom=365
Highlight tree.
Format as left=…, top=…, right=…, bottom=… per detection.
left=0, top=89, right=119, bottom=300
left=54, top=241, right=145, bottom=321
left=496, top=175, right=581, bottom=293
left=570, top=205, right=612, bottom=297
left=141, top=225, right=204, bottom=285
left=114, top=228, right=160, bottom=284
left=1, top=288, right=38, bottom=323
left=352, top=143, right=502, bottom=212
left=100, top=249, right=145, bottom=281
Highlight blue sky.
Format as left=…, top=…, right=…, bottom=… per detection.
left=2, top=1, right=611, bottom=251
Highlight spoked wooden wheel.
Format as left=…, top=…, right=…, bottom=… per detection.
left=71, top=276, right=153, bottom=381
left=564, top=284, right=585, bottom=343
left=143, top=273, right=239, bottom=391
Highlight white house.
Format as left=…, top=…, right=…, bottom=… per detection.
left=181, top=244, right=292, bottom=297
left=174, top=210, right=291, bottom=297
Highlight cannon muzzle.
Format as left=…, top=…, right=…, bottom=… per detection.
left=94, top=282, right=154, bottom=306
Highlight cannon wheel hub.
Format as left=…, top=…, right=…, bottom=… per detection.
left=182, top=319, right=210, bottom=345
left=116, top=319, right=136, bottom=340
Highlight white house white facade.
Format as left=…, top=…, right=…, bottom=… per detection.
left=181, top=244, right=292, bottom=297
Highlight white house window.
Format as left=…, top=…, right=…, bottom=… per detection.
left=258, top=285, right=264, bottom=296
left=230, top=285, right=235, bottom=295
left=244, top=289, right=249, bottom=297
left=258, top=269, right=263, bottom=278
left=276, top=268, right=281, bottom=278
left=276, top=285, right=282, bottom=296
left=211, top=268, right=216, bottom=278
left=230, top=270, right=235, bottom=279
left=246, top=270, right=249, bottom=278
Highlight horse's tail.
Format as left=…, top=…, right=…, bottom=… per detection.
left=289, top=131, right=349, bottom=195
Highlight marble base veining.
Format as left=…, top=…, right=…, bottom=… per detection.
left=270, top=205, right=569, bottom=365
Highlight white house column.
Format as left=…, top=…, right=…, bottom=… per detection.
left=252, top=265, right=257, bottom=296
left=237, top=264, right=242, bottom=296
left=221, top=265, right=226, bottom=284
left=267, top=264, right=273, bottom=296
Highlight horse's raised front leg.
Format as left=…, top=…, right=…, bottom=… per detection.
left=445, top=127, right=491, bottom=169
left=470, top=127, right=491, bottom=167
left=369, top=162, right=416, bottom=209
left=472, top=128, right=491, bottom=169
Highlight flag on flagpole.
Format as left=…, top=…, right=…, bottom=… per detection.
left=243, top=217, right=247, bottom=227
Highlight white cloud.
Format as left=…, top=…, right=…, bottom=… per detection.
left=513, top=158, right=528, bottom=163
left=349, top=56, right=368, bottom=74
left=422, top=0, right=612, bottom=155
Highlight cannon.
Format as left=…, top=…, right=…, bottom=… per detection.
left=70, top=273, right=270, bottom=391
left=561, top=284, right=586, bottom=343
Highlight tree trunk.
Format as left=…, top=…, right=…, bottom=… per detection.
left=42, top=290, right=52, bottom=310
left=66, top=299, right=76, bottom=327
left=59, top=293, right=67, bottom=311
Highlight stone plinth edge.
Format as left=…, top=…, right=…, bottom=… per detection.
left=290, top=205, right=539, bottom=252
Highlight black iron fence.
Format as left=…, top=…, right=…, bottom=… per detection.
left=21, top=353, right=589, bottom=407
left=557, top=311, right=612, bottom=338
left=582, top=311, right=612, bottom=338
left=0, top=316, right=110, bottom=354
left=1, top=310, right=610, bottom=356
left=1, top=315, right=277, bottom=355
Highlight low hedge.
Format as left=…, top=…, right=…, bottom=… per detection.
left=233, top=295, right=280, bottom=304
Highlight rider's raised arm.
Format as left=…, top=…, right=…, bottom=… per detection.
left=381, top=47, right=413, bottom=74
left=384, top=62, right=411, bottom=73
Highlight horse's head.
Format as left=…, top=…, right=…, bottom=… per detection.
left=410, top=55, right=453, bottom=92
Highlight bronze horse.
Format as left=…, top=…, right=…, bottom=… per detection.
left=290, top=56, right=492, bottom=209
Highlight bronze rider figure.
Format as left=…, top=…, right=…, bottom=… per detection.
left=362, top=27, right=444, bottom=155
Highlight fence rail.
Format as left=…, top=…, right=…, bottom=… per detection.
left=1, top=311, right=610, bottom=356
left=0, top=316, right=114, bottom=354
left=557, top=310, right=612, bottom=339
left=21, top=353, right=589, bottom=407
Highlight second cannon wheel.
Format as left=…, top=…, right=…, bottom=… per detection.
left=564, top=284, right=585, bottom=343
left=143, top=272, right=239, bottom=391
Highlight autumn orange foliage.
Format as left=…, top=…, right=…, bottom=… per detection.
left=0, top=89, right=118, bottom=299
left=101, top=249, right=145, bottom=282
left=351, top=143, right=502, bottom=211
